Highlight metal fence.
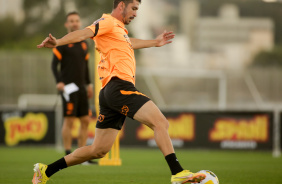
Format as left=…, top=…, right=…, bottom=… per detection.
left=1, top=50, right=282, bottom=110
left=0, top=50, right=95, bottom=107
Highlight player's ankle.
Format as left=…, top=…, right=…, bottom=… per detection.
left=45, top=157, right=67, bottom=178
left=165, top=153, right=184, bottom=175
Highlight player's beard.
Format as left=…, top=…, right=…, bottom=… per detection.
left=122, top=9, right=128, bottom=24
left=122, top=9, right=134, bottom=25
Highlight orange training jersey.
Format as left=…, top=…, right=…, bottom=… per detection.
left=86, top=14, right=136, bottom=88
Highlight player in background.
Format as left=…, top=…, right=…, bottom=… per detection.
left=34, top=0, right=206, bottom=184
left=51, top=12, right=95, bottom=164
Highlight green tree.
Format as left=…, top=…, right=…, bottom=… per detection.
left=0, top=17, right=20, bottom=46
left=41, top=1, right=66, bottom=38
left=74, top=0, right=113, bottom=18
left=252, top=46, right=282, bottom=67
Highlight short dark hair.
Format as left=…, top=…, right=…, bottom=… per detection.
left=113, top=0, right=141, bottom=9
left=66, top=11, right=80, bottom=20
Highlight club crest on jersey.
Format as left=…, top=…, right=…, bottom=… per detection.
left=92, top=18, right=105, bottom=25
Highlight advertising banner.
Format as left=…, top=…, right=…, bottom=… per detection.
left=0, top=110, right=56, bottom=146
left=71, top=111, right=273, bottom=150
left=119, top=111, right=273, bottom=150
left=2, top=109, right=272, bottom=150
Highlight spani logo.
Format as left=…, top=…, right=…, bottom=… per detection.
left=4, top=113, right=48, bottom=146
left=209, top=115, right=269, bottom=142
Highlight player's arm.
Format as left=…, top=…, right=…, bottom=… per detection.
left=85, top=58, right=91, bottom=89
left=37, top=29, right=94, bottom=48
left=51, top=54, right=60, bottom=83
left=84, top=45, right=93, bottom=99
left=130, top=31, right=175, bottom=50
left=51, top=48, right=65, bottom=91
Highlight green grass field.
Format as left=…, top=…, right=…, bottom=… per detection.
left=0, top=147, right=281, bottom=184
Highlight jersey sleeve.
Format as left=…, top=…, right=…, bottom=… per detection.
left=86, top=17, right=114, bottom=38
left=51, top=46, right=63, bottom=83
left=52, top=46, right=63, bottom=61
left=83, top=42, right=91, bottom=85
left=85, top=59, right=91, bottom=85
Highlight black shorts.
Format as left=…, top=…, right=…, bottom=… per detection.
left=61, top=87, right=89, bottom=117
left=97, top=77, right=151, bottom=130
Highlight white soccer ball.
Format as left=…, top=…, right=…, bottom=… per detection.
left=193, top=170, right=219, bottom=184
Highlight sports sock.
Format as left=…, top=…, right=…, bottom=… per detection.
left=65, top=150, right=71, bottom=155
left=165, top=153, right=184, bottom=175
left=45, top=157, right=67, bottom=178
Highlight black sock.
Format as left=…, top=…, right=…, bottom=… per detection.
left=45, top=157, right=67, bottom=178
left=65, top=150, right=71, bottom=155
left=165, top=153, right=184, bottom=175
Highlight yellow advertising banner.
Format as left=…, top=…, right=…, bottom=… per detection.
left=4, top=113, right=48, bottom=146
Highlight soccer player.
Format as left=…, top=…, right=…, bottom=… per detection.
left=34, top=0, right=206, bottom=183
left=51, top=12, right=96, bottom=164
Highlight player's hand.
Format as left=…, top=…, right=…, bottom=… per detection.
left=155, top=30, right=175, bottom=47
left=37, top=34, right=57, bottom=48
left=87, top=84, right=93, bottom=98
left=56, top=82, right=65, bottom=91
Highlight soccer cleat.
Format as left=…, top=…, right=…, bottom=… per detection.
left=32, top=163, right=50, bottom=184
left=171, top=170, right=206, bottom=184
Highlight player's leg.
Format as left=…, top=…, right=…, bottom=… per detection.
left=133, top=102, right=189, bottom=180
left=32, top=83, right=123, bottom=184
left=32, top=128, right=118, bottom=184
left=77, top=89, right=99, bottom=164
left=78, top=115, right=98, bottom=165
left=77, top=115, right=89, bottom=147
left=64, top=128, right=118, bottom=166
left=101, top=78, right=206, bottom=183
left=77, top=88, right=90, bottom=148
left=62, top=116, right=75, bottom=155
left=61, top=92, right=79, bottom=155
left=133, top=101, right=205, bottom=183
left=103, top=78, right=174, bottom=163
left=134, top=100, right=173, bottom=155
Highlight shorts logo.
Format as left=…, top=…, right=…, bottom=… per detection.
left=67, top=103, right=74, bottom=115
left=98, top=114, right=105, bottom=122
left=121, top=105, right=129, bottom=116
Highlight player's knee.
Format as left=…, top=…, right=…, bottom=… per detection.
left=153, top=118, right=169, bottom=131
left=63, top=120, right=74, bottom=129
left=161, top=119, right=169, bottom=130
left=80, top=122, right=89, bottom=130
left=62, top=124, right=71, bottom=134
left=164, top=119, right=169, bottom=130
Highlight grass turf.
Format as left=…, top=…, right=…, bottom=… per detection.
left=0, top=147, right=281, bottom=184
